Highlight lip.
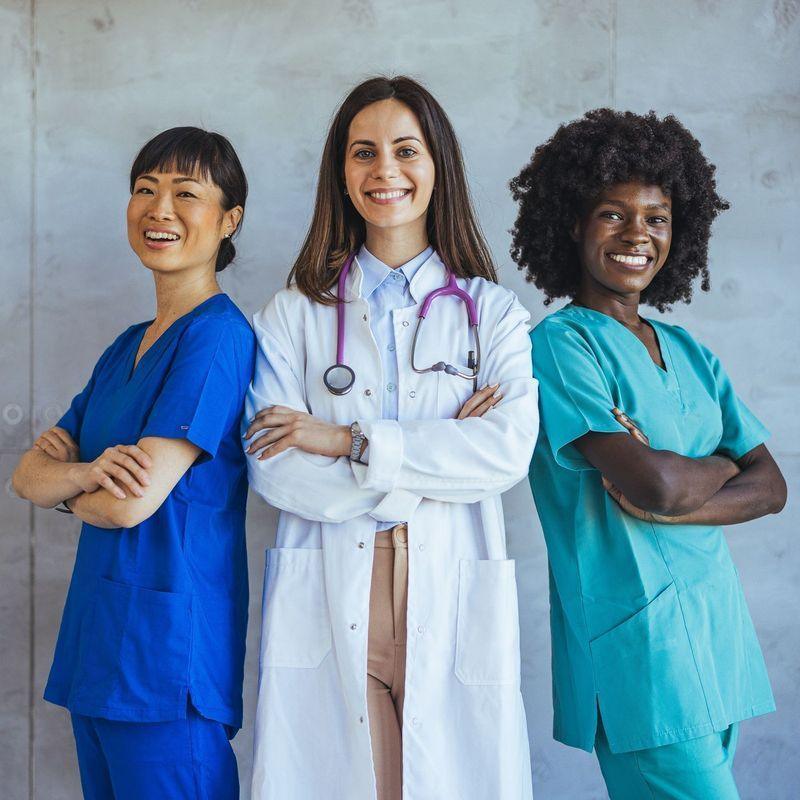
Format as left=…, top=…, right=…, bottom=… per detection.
left=364, top=188, right=413, bottom=206
left=143, top=228, right=181, bottom=250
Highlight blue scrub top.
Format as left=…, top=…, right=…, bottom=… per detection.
left=530, top=304, right=775, bottom=755
left=44, top=294, right=256, bottom=729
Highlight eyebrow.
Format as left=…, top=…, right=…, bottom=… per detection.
left=349, top=136, right=423, bottom=150
left=137, top=174, right=204, bottom=185
left=600, top=198, right=671, bottom=212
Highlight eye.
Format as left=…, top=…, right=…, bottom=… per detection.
left=649, top=216, right=669, bottom=224
left=397, top=147, right=417, bottom=158
left=354, top=149, right=374, bottom=160
left=600, top=211, right=623, bottom=221
left=177, top=191, right=197, bottom=198
left=135, top=186, right=154, bottom=195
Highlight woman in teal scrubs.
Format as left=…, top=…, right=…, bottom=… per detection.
left=12, top=127, right=255, bottom=798
left=510, top=109, right=787, bottom=798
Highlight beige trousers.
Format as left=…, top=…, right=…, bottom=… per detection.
left=367, top=524, right=408, bottom=800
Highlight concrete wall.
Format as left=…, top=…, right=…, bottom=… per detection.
left=2, top=1, right=797, bottom=797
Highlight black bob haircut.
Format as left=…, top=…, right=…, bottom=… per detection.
left=129, top=127, right=248, bottom=272
left=509, top=109, right=729, bottom=311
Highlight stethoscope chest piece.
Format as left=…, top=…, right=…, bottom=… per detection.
left=323, top=363, right=356, bottom=395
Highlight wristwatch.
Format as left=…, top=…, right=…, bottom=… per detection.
left=349, top=421, right=366, bottom=462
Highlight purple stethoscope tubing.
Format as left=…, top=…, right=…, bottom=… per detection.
left=325, top=252, right=480, bottom=395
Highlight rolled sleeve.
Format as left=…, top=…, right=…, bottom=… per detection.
left=141, top=318, right=254, bottom=463
left=533, top=322, right=627, bottom=471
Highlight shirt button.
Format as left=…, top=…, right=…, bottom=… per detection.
left=409, top=390, right=416, bottom=398
left=362, top=313, right=368, bottom=321
left=387, top=383, right=395, bottom=392
left=359, top=716, right=365, bottom=724
left=417, top=625, right=425, bottom=635
left=350, top=623, right=358, bottom=630
left=388, top=344, right=396, bottom=352
left=358, top=541, right=365, bottom=549
left=364, top=389, right=373, bottom=397
left=402, top=321, right=409, bottom=327
left=418, top=543, right=425, bottom=551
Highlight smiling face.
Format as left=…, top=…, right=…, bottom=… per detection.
left=126, top=169, right=241, bottom=275
left=573, top=181, right=673, bottom=300
left=343, top=98, right=435, bottom=240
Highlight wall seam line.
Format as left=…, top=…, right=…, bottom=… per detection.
left=28, top=0, right=38, bottom=798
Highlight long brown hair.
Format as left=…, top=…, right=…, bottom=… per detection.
left=288, top=76, right=497, bottom=304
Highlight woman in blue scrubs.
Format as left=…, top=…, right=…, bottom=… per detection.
left=510, top=109, right=787, bottom=798
left=12, top=127, right=255, bottom=799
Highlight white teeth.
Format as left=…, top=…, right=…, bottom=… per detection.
left=145, top=231, right=179, bottom=241
left=609, top=253, right=648, bottom=266
left=369, top=189, right=410, bottom=200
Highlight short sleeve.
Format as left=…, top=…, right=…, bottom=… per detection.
left=532, top=322, right=627, bottom=471
left=141, top=317, right=255, bottom=462
left=57, top=340, right=118, bottom=443
left=703, top=345, right=770, bottom=460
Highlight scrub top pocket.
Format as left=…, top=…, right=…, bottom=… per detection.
left=590, top=581, right=710, bottom=753
left=455, top=559, right=520, bottom=686
left=260, top=548, right=333, bottom=669
left=72, top=577, right=192, bottom=718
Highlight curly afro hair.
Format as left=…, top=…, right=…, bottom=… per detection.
left=509, top=109, right=729, bottom=311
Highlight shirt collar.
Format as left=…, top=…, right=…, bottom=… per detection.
left=355, top=244, right=434, bottom=299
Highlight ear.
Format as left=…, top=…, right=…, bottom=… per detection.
left=223, top=205, right=243, bottom=237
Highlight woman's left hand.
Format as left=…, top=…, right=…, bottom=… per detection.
left=245, top=406, right=351, bottom=460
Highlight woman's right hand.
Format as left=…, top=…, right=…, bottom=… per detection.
left=67, top=445, right=152, bottom=500
left=34, top=426, right=80, bottom=463
left=456, top=384, right=503, bottom=419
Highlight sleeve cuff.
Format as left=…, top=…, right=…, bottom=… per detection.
left=351, top=419, right=403, bottom=492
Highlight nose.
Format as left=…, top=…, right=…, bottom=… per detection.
left=619, top=215, right=649, bottom=245
left=147, top=191, right=175, bottom=221
left=370, top=150, right=400, bottom=181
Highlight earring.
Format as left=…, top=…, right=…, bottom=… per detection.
left=224, top=233, right=231, bottom=239
left=344, top=188, right=349, bottom=196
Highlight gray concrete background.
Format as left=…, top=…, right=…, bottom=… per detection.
left=1, top=0, right=797, bottom=797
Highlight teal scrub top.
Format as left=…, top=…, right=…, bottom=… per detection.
left=530, top=304, right=775, bottom=755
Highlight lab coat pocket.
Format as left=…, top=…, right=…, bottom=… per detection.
left=74, top=577, right=192, bottom=712
left=261, top=548, right=332, bottom=669
left=455, top=559, right=520, bottom=686
left=590, top=581, right=709, bottom=752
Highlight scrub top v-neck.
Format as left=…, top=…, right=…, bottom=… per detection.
left=44, top=293, right=256, bottom=729
left=530, top=303, right=774, bottom=755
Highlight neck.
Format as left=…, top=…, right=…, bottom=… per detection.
left=151, top=266, right=220, bottom=330
left=364, top=221, right=429, bottom=269
left=574, top=276, right=642, bottom=327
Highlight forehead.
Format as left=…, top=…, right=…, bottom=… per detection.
left=595, top=181, right=671, bottom=208
left=347, top=99, right=425, bottom=143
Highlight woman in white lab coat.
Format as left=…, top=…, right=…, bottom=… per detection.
left=244, top=75, right=539, bottom=800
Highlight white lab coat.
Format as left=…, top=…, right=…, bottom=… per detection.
left=246, top=252, right=538, bottom=800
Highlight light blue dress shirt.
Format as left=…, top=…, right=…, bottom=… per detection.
left=357, top=243, right=434, bottom=529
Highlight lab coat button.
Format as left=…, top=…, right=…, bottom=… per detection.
left=417, top=625, right=425, bottom=635
left=358, top=541, right=366, bottom=549
left=411, top=717, right=420, bottom=727
left=362, top=313, right=368, bottom=321
left=388, top=344, right=396, bottom=352
left=402, top=321, right=409, bottom=327
left=359, top=716, right=365, bottom=724
left=364, top=389, right=373, bottom=397
left=387, top=383, right=395, bottom=392
left=409, top=390, right=416, bottom=398
left=350, top=623, right=358, bottom=630
left=418, top=543, right=425, bottom=551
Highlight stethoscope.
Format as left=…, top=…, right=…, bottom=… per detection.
left=323, top=252, right=481, bottom=396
